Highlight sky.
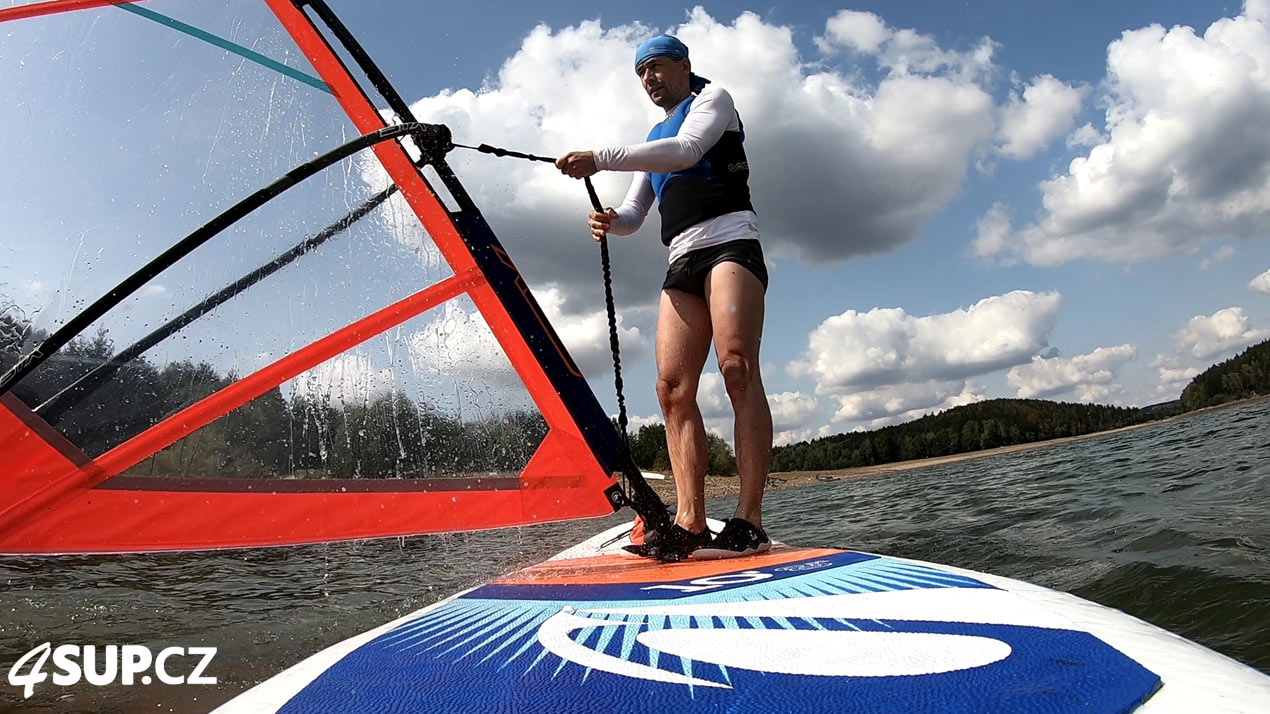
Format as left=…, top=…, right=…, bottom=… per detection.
left=3, top=0, right=1270, bottom=448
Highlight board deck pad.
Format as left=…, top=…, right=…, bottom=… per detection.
left=273, top=531, right=1161, bottom=714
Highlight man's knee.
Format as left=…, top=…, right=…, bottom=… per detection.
left=656, top=373, right=697, bottom=411
left=718, top=352, right=756, bottom=398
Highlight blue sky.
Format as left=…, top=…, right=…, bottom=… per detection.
left=3, top=0, right=1269, bottom=447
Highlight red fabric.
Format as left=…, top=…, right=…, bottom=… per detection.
left=629, top=516, right=647, bottom=546
left=0, top=1, right=620, bottom=554
left=0, top=0, right=143, bottom=24
left=0, top=398, right=616, bottom=554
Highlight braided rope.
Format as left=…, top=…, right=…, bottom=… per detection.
left=585, top=178, right=630, bottom=449
left=454, top=142, right=632, bottom=447
left=452, top=142, right=644, bottom=500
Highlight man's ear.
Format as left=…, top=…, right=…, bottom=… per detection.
left=682, top=58, right=692, bottom=74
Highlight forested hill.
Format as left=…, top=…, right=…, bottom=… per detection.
left=1181, top=338, right=1270, bottom=410
left=771, top=399, right=1146, bottom=472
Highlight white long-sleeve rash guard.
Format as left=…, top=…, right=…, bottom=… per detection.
left=592, top=84, right=759, bottom=263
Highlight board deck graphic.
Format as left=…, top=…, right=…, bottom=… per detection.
left=221, top=520, right=1270, bottom=713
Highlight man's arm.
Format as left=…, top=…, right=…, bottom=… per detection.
left=607, top=172, right=655, bottom=236
left=595, top=86, right=737, bottom=173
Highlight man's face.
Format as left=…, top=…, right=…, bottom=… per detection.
left=637, top=56, right=692, bottom=109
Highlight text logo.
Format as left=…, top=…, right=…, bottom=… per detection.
left=7, top=643, right=217, bottom=699
left=775, top=560, right=833, bottom=573
left=641, top=570, right=771, bottom=594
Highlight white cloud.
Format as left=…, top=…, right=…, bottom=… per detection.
left=284, top=295, right=591, bottom=414
left=790, top=290, right=1062, bottom=392
left=972, top=202, right=1013, bottom=258
left=1252, top=0, right=1270, bottom=24
left=768, top=390, right=819, bottom=431
left=1172, top=306, right=1270, bottom=359
left=975, top=6, right=1270, bottom=266
left=1073, top=383, right=1124, bottom=403
left=1066, top=123, right=1103, bottom=149
left=671, top=9, right=997, bottom=264
left=829, top=380, right=986, bottom=429
left=291, top=353, right=395, bottom=406
left=1200, top=244, right=1237, bottom=270
left=768, top=390, right=820, bottom=445
left=536, top=287, right=648, bottom=380
left=996, top=74, right=1087, bottom=159
left=374, top=5, right=1032, bottom=298
left=696, top=371, right=734, bottom=441
left=1152, top=354, right=1200, bottom=396
left=377, top=286, right=648, bottom=399
left=1250, top=267, right=1270, bottom=293
left=119, top=284, right=168, bottom=313
left=625, top=413, right=663, bottom=431
left=352, top=167, right=459, bottom=287
left=696, top=371, right=731, bottom=420
left=628, top=384, right=819, bottom=447
left=407, top=300, right=519, bottom=387
left=1007, top=344, right=1137, bottom=400
left=815, top=10, right=888, bottom=55
left=816, top=10, right=996, bottom=80
left=18, top=280, right=47, bottom=305
left=772, top=424, right=836, bottom=448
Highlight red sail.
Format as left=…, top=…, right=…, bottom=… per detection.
left=0, top=0, right=627, bottom=553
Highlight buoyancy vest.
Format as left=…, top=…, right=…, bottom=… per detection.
left=647, top=93, right=754, bottom=246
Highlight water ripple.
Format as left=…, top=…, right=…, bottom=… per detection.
left=2, top=400, right=1267, bottom=712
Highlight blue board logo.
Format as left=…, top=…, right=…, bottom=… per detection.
left=281, top=554, right=1161, bottom=714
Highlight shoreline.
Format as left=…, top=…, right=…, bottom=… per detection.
left=649, top=394, right=1270, bottom=501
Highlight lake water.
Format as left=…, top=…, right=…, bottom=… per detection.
left=2, top=398, right=1267, bottom=712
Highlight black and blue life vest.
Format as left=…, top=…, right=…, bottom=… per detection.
left=647, top=92, right=754, bottom=246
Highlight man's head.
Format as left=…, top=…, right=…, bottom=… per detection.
left=634, top=35, right=695, bottom=109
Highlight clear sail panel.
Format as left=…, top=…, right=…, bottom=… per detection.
left=117, top=293, right=545, bottom=482
left=2, top=1, right=453, bottom=457
left=0, top=0, right=620, bottom=553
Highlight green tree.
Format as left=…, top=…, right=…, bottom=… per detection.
left=1181, top=339, right=1270, bottom=409
left=706, top=433, right=737, bottom=475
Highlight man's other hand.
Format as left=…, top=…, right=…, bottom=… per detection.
left=556, top=151, right=598, bottom=179
left=588, top=208, right=618, bottom=241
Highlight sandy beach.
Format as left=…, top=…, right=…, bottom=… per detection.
left=647, top=416, right=1170, bottom=502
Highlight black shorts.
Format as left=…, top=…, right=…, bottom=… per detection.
left=661, top=239, right=768, bottom=297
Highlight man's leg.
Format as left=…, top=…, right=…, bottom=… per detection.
left=705, top=262, right=771, bottom=528
left=655, top=288, right=714, bottom=534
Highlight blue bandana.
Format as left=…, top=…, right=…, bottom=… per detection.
left=634, top=35, right=711, bottom=93
left=635, top=35, right=688, bottom=69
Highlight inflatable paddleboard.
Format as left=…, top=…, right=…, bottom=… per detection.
left=218, top=521, right=1270, bottom=713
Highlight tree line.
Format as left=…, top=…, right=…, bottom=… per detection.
left=623, top=421, right=736, bottom=476
left=1180, top=338, right=1270, bottom=410
left=1, top=311, right=548, bottom=480
left=769, top=399, right=1149, bottom=472
left=769, top=338, right=1270, bottom=473
left=5, top=307, right=1266, bottom=481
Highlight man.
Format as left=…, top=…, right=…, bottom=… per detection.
left=557, top=35, right=772, bottom=561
